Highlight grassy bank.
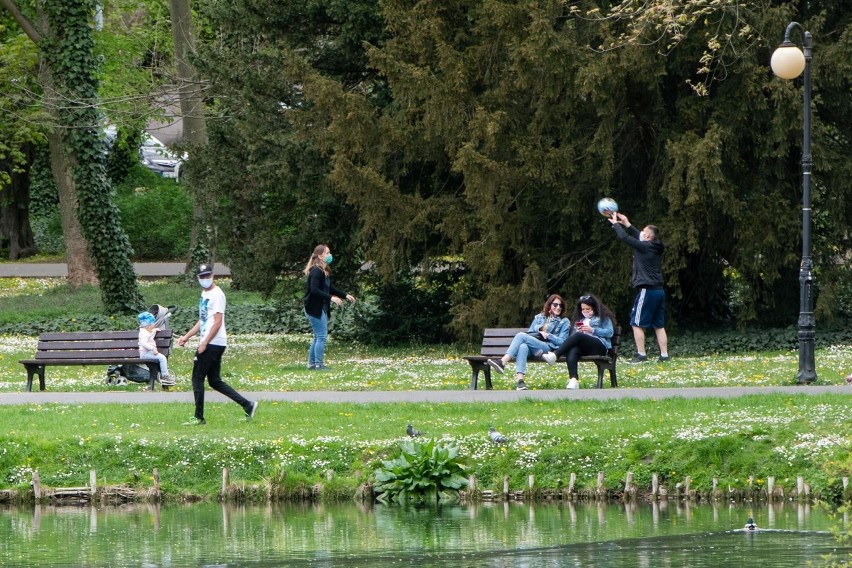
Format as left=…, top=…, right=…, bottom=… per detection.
left=0, top=394, right=850, bottom=502
left=0, top=278, right=850, bottom=504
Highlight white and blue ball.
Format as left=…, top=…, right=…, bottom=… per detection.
left=597, top=197, right=618, bottom=217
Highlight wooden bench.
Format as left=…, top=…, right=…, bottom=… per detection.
left=463, top=326, right=621, bottom=390
left=19, top=330, right=173, bottom=392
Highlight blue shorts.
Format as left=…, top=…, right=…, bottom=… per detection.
left=630, top=288, right=666, bottom=329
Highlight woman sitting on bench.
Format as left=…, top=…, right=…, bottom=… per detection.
left=552, top=293, right=616, bottom=390
left=487, top=294, right=571, bottom=390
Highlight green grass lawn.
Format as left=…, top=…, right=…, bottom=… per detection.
left=2, top=331, right=851, bottom=392
left=0, top=277, right=850, bottom=501
left=0, top=394, right=849, bottom=499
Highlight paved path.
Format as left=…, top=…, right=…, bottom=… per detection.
left=1, top=385, right=848, bottom=405
left=0, top=263, right=230, bottom=278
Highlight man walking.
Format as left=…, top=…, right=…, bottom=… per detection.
left=609, top=212, right=670, bottom=362
left=178, top=263, right=258, bottom=424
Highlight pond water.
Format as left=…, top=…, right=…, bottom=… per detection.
left=0, top=500, right=847, bottom=567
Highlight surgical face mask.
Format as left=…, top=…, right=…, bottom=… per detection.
left=198, top=277, right=213, bottom=288
left=325, top=253, right=334, bottom=265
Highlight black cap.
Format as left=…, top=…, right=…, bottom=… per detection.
left=196, top=263, right=214, bottom=277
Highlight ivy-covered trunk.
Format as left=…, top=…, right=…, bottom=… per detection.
left=45, top=127, right=97, bottom=285
left=35, top=0, right=141, bottom=312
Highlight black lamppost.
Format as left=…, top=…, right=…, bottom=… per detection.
left=770, top=22, right=816, bottom=384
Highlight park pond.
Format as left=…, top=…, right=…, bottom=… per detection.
left=0, top=500, right=848, bottom=567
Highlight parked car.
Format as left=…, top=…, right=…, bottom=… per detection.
left=139, top=133, right=183, bottom=180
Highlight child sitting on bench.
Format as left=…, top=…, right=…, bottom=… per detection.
left=138, top=311, right=172, bottom=384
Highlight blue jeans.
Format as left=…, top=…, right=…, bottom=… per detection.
left=305, top=310, right=328, bottom=367
left=140, top=351, right=169, bottom=377
left=506, top=333, right=550, bottom=375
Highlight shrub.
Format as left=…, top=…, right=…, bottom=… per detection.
left=333, top=264, right=466, bottom=345
left=114, top=166, right=192, bottom=260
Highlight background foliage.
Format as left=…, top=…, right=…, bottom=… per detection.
left=190, top=0, right=852, bottom=340
left=3, top=1, right=852, bottom=339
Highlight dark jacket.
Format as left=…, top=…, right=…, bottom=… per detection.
left=613, top=224, right=665, bottom=289
left=304, top=266, right=349, bottom=318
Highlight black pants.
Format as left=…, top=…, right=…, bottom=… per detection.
left=553, top=333, right=607, bottom=378
left=191, top=344, right=251, bottom=420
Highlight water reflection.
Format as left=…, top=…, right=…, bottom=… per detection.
left=0, top=501, right=846, bottom=567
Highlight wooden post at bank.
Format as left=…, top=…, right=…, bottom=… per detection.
left=222, top=468, right=230, bottom=495
left=503, top=475, right=510, bottom=498
left=767, top=476, right=775, bottom=501
left=651, top=473, right=659, bottom=499
left=624, top=472, right=636, bottom=500
left=90, top=470, right=97, bottom=498
left=32, top=470, right=41, bottom=500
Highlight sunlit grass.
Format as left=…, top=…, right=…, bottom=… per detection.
left=0, top=394, right=849, bottom=497
left=2, top=332, right=851, bottom=392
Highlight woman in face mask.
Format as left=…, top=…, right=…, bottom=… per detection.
left=303, top=244, right=356, bottom=370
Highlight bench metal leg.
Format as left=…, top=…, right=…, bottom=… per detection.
left=145, top=363, right=159, bottom=391
left=469, top=361, right=494, bottom=390
left=595, top=364, right=605, bottom=389
left=610, top=366, right=618, bottom=388
left=24, top=365, right=45, bottom=392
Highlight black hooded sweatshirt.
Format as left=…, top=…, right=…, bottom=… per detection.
left=612, top=224, right=665, bottom=289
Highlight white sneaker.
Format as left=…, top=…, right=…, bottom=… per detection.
left=566, top=378, right=580, bottom=390
left=542, top=352, right=557, bottom=365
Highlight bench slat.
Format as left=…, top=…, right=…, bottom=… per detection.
left=35, top=349, right=151, bottom=360
left=21, top=358, right=158, bottom=366
left=37, top=339, right=172, bottom=351
left=38, top=330, right=172, bottom=341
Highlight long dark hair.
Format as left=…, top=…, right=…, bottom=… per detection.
left=541, top=294, right=566, bottom=317
left=571, top=293, right=617, bottom=326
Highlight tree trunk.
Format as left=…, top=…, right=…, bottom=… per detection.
left=0, top=144, right=37, bottom=260
left=169, top=0, right=211, bottom=273
left=47, top=129, right=97, bottom=285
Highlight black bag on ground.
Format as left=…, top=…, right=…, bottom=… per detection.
left=106, top=364, right=151, bottom=385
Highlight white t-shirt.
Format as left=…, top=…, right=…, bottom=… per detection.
left=199, top=285, right=227, bottom=347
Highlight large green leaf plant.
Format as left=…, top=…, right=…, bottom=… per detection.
left=373, top=439, right=469, bottom=504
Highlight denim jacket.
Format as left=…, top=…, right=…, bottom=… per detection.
left=570, top=316, right=614, bottom=350
left=527, top=314, right=571, bottom=350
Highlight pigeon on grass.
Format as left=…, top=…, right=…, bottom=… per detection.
left=406, top=424, right=422, bottom=437
left=488, top=426, right=507, bottom=444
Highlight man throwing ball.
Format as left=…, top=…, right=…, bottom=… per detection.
left=608, top=211, right=670, bottom=363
